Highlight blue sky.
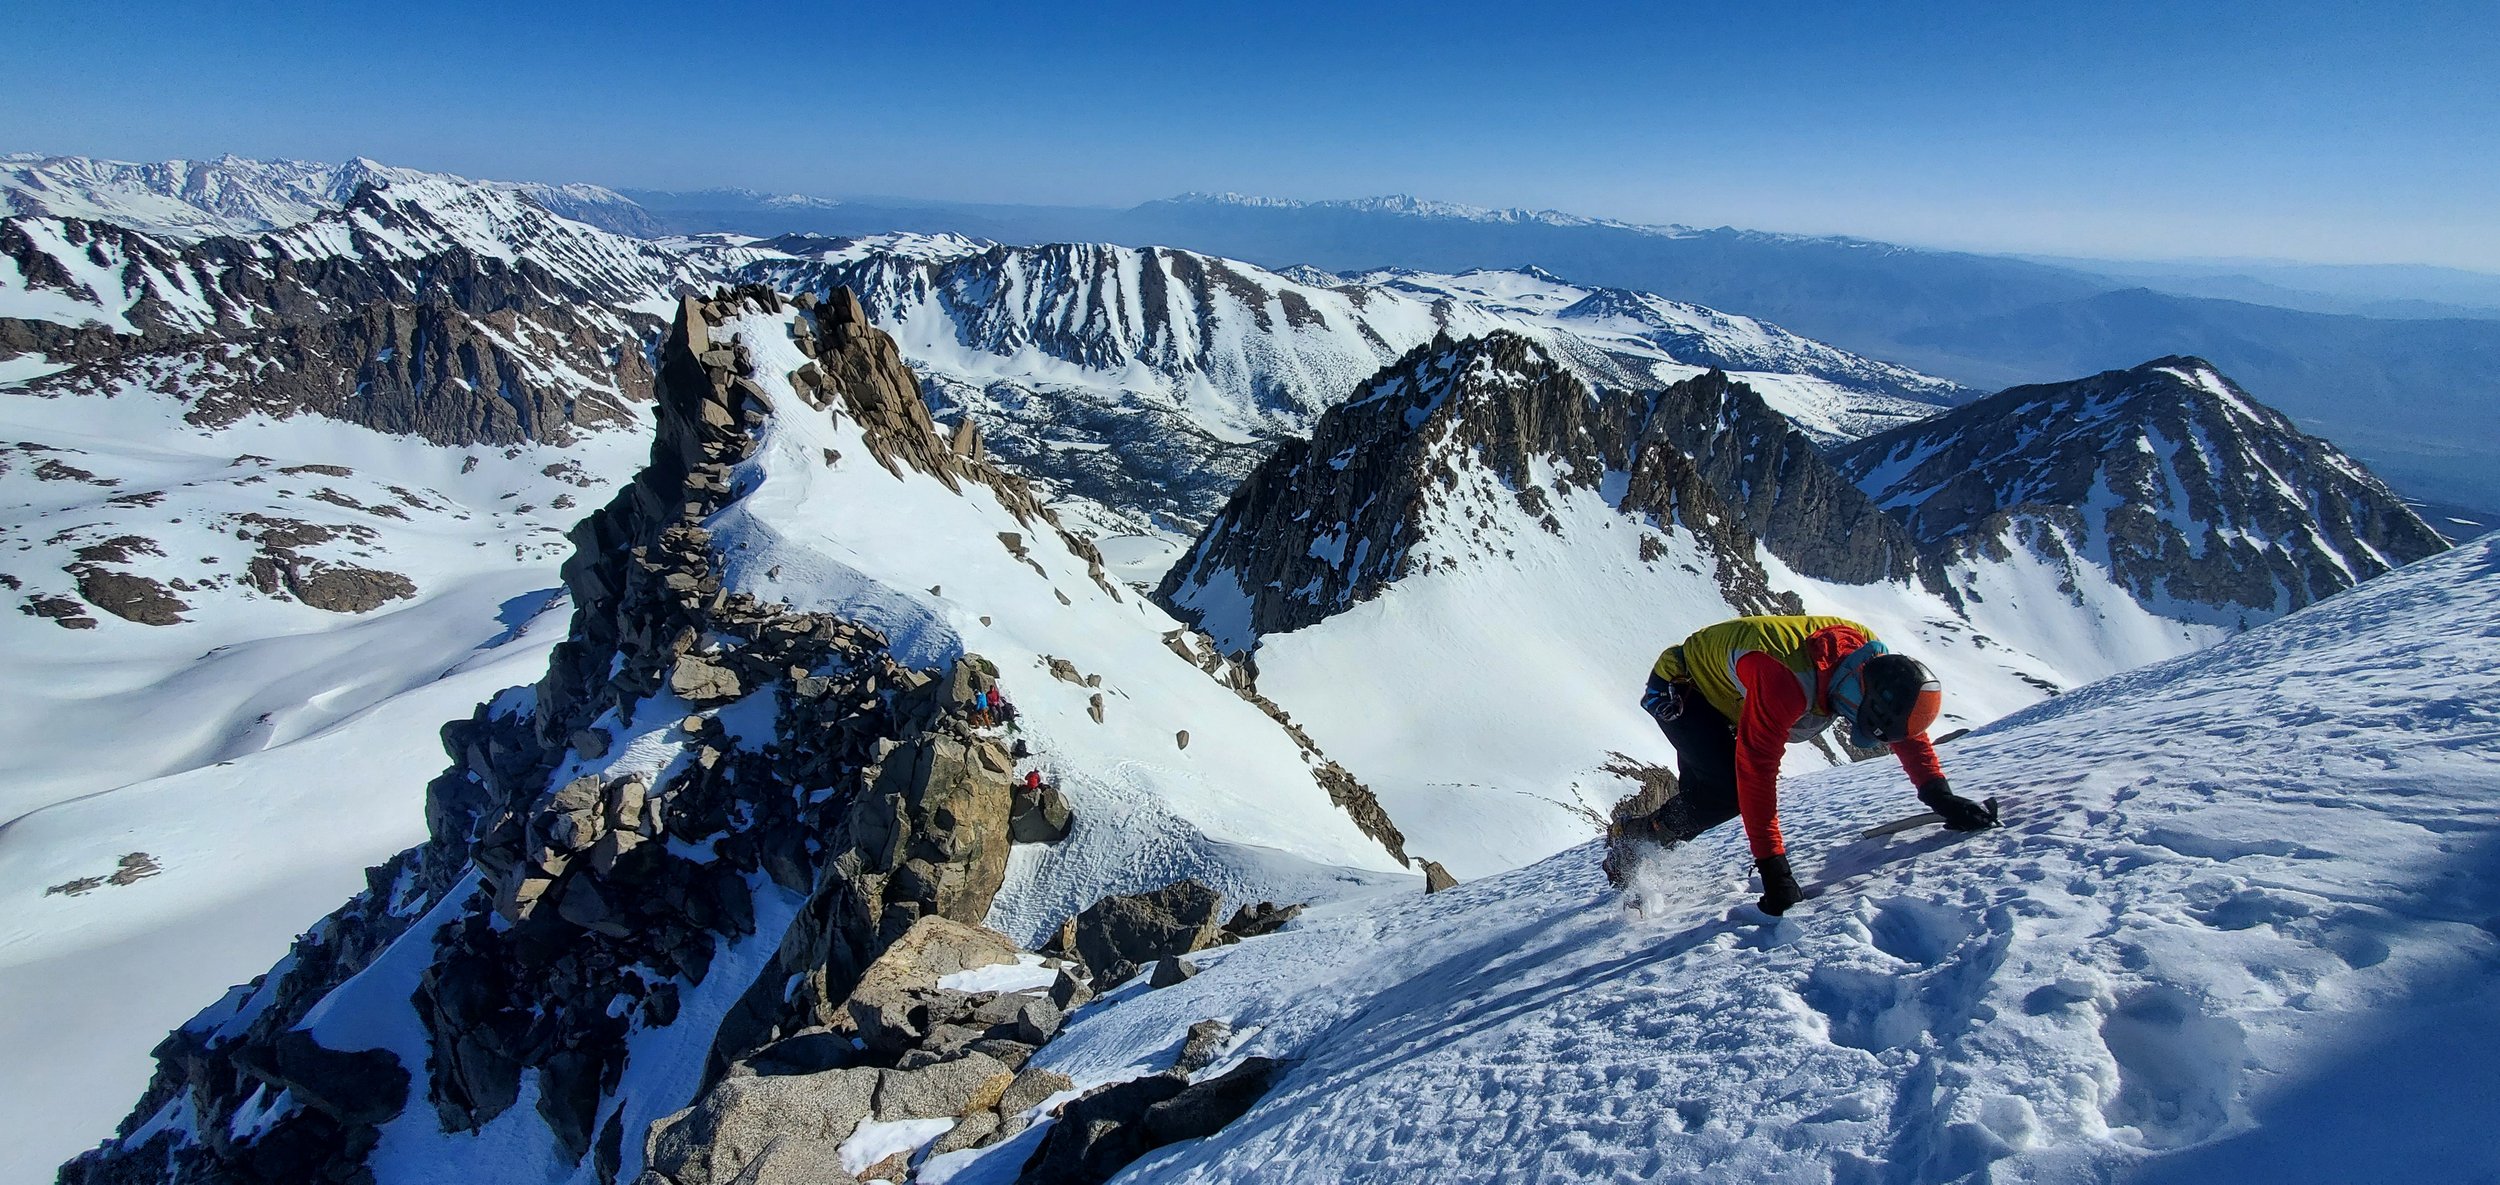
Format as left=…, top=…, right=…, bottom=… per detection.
left=5, top=0, right=2494, bottom=267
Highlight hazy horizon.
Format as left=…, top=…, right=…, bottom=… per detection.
left=4, top=0, right=2493, bottom=269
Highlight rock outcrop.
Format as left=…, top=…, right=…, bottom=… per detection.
left=1049, top=879, right=1230, bottom=988
left=1015, top=1057, right=1281, bottom=1185
left=64, top=283, right=1375, bottom=1185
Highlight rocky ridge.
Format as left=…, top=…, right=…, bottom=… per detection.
left=62, top=285, right=1397, bottom=1185
left=2, top=175, right=687, bottom=447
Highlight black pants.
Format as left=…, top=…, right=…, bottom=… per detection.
left=1650, top=706, right=1741, bottom=843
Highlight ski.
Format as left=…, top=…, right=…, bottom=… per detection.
left=1860, top=797, right=2000, bottom=839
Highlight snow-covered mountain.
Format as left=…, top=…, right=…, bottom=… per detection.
left=726, top=233, right=1967, bottom=539
left=7, top=156, right=2458, bottom=1184
left=1155, top=334, right=2445, bottom=875
left=0, top=153, right=667, bottom=240
left=61, top=284, right=1414, bottom=1185
left=60, top=301, right=2500, bottom=1179
left=1832, top=356, right=2451, bottom=623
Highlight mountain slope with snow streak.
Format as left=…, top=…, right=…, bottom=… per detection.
left=1834, top=357, right=2451, bottom=626
left=919, top=531, right=2500, bottom=1185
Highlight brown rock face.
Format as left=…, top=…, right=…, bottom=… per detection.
left=289, top=565, right=416, bottom=613
left=70, top=566, right=189, bottom=624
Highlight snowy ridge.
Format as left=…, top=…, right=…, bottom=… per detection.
left=0, top=153, right=666, bottom=241
left=0, top=176, right=691, bottom=344
left=959, top=531, right=2500, bottom=1183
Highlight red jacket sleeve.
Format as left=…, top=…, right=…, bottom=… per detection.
left=1733, top=651, right=1804, bottom=860
left=1891, top=735, right=1944, bottom=790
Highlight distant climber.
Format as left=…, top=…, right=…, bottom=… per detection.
left=1609, top=615, right=1997, bottom=914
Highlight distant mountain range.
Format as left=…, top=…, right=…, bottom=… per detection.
left=7, top=152, right=2494, bottom=517
left=615, top=187, right=2500, bottom=517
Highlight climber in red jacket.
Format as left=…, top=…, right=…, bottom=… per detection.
left=1609, top=615, right=1997, bottom=914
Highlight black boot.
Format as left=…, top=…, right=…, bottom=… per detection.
left=1756, top=853, right=1805, bottom=916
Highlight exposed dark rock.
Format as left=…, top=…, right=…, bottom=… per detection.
left=1061, top=880, right=1227, bottom=988
left=1142, top=1057, right=1280, bottom=1145
left=1015, top=1058, right=1282, bottom=1185
left=1220, top=901, right=1304, bottom=942
left=1422, top=861, right=1459, bottom=893
left=1149, top=957, right=1197, bottom=988
left=290, top=565, right=415, bottom=613
left=21, top=593, right=97, bottom=628
left=70, top=566, right=188, bottom=624
left=1013, top=1073, right=1188, bottom=1185
left=1643, top=369, right=1936, bottom=589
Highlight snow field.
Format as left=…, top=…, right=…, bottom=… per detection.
left=0, top=375, right=645, bottom=1182
left=911, top=533, right=2500, bottom=1183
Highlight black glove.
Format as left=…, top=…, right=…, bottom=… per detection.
left=1918, top=779, right=1999, bottom=831
left=1756, top=853, right=1805, bottom=916
left=1640, top=673, right=1687, bottom=727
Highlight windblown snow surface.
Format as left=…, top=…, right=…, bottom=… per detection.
left=911, top=533, right=2500, bottom=1184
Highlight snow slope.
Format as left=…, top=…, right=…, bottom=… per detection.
left=928, top=531, right=2500, bottom=1183
left=0, top=380, right=643, bottom=1184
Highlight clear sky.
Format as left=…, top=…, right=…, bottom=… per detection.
left=5, top=0, right=2495, bottom=268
